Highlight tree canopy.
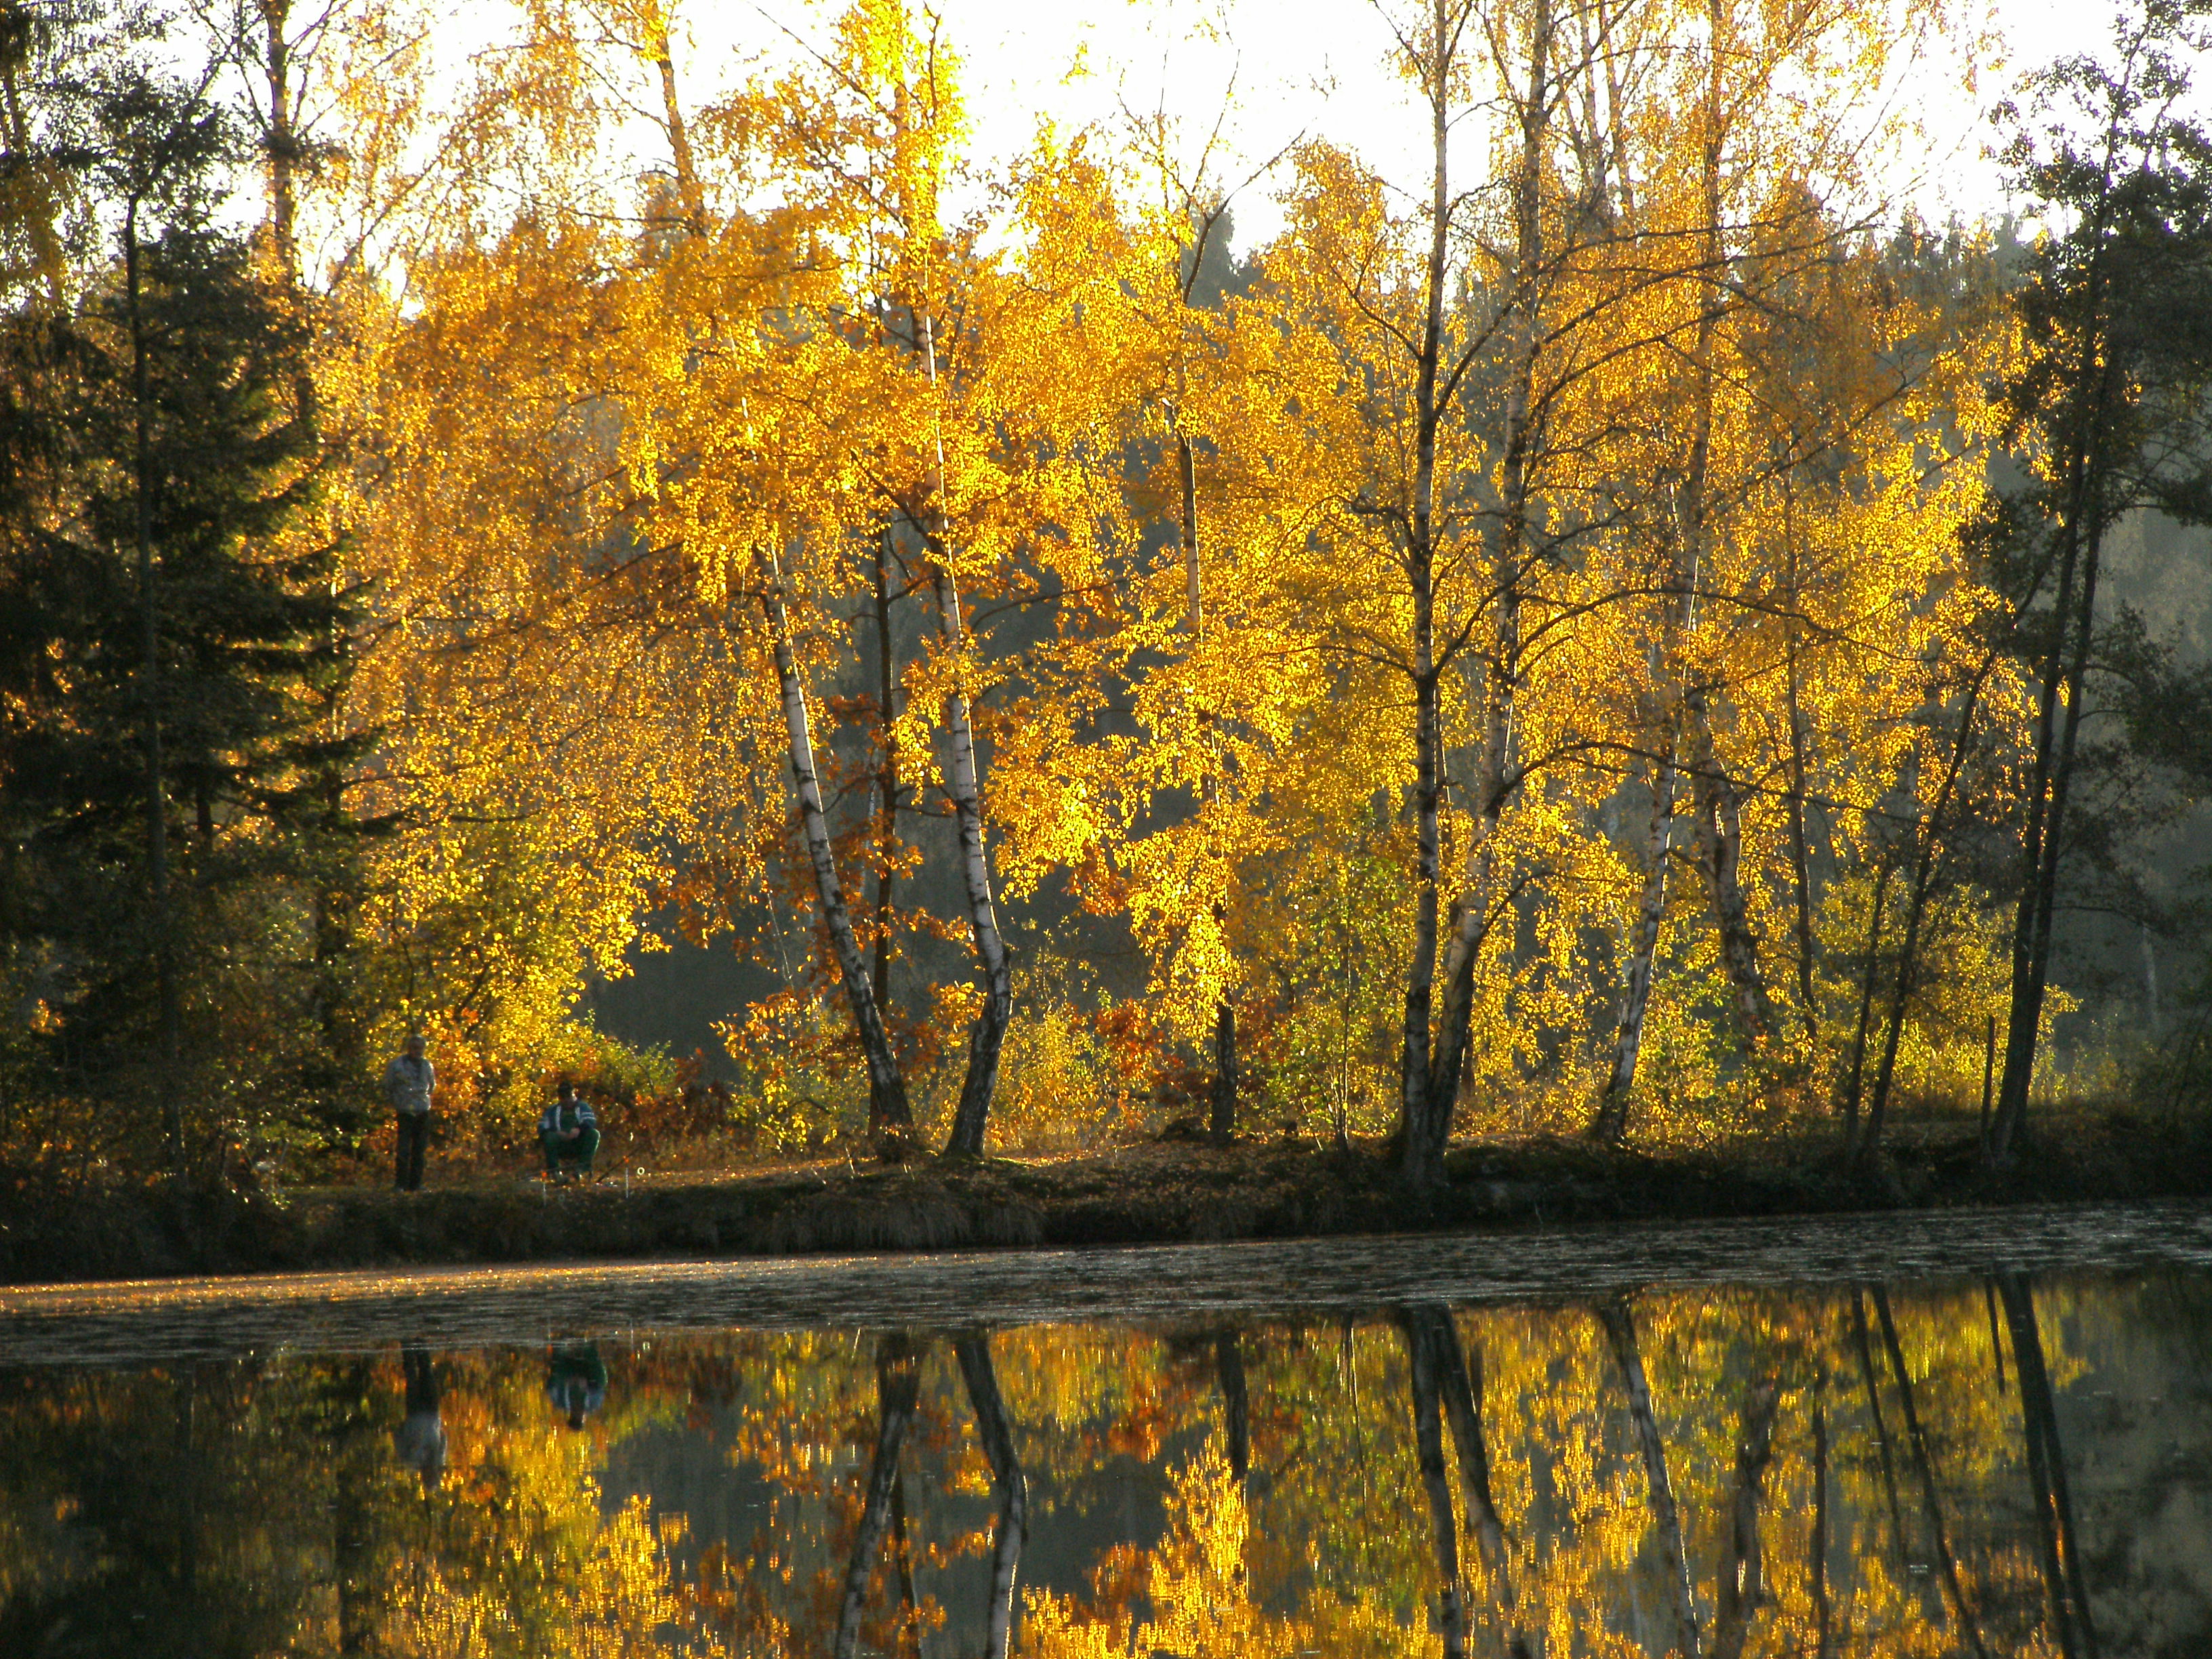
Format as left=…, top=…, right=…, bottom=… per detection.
left=6, top=0, right=2212, bottom=1180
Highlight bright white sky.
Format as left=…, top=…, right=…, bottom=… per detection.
left=346, top=0, right=2114, bottom=268
left=689, top=0, right=2093, bottom=249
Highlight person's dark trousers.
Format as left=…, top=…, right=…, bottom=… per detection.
left=541, top=1125, right=600, bottom=1176
left=395, top=1112, right=430, bottom=1191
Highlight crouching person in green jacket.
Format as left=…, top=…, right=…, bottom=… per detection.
left=539, top=1082, right=600, bottom=1182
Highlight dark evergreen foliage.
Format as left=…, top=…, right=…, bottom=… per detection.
left=1982, top=0, right=2212, bottom=1160
left=0, top=19, right=367, bottom=1176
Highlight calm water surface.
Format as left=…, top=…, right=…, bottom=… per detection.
left=1, top=1204, right=2208, bottom=1656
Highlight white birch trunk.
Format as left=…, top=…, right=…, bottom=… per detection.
left=647, top=20, right=703, bottom=228
left=1396, top=0, right=1454, bottom=1183
left=756, top=550, right=912, bottom=1130
left=1420, top=0, right=1553, bottom=1175
left=920, top=319, right=1013, bottom=1158
left=1675, top=0, right=1771, bottom=1052
left=1182, top=430, right=1240, bottom=1141
left=1687, top=707, right=1774, bottom=1045
left=1593, top=742, right=1675, bottom=1143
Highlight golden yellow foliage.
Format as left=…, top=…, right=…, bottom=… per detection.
left=285, top=0, right=2045, bottom=1159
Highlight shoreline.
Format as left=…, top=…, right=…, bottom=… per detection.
left=1, top=1117, right=2206, bottom=1288
left=7, top=1198, right=2212, bottom=1367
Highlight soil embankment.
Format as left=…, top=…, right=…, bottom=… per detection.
left=2, top=1116, right=2206, bottom=1287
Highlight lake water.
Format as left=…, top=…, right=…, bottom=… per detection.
left=2, top=1202, right=2209, bottom=1656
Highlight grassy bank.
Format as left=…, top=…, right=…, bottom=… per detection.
left=3, top=1111, right=2209, bottom=1288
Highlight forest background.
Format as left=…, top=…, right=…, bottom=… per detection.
left=9, top=0, right=2212, bottom=1187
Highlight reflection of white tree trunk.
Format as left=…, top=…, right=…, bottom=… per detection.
left=1708, top=1374, right=1778, bottom=1659
left=834, top=1336, right=920, bottom=1659
left=889, top=1469, right=920, bottom=1659
left=1214, top=1330, right=1250, bottom=1482
left=1420, top=1306, right=1533, bottom=1658
left=1849, top=1290, right=1911, bottom=1573
left=756, top=552, right=910, bottom=1128
left=1599, top=1301, right=1698, bottom=1659
left=1872, top=1289, right=1990, bottom=1659
left=1810, top=1380, right=1833, bottom=1659
left=956, top=1334, right=1027, bottom=1659
left=1999, top=1275, right=2101, bottom=1659
left=332, top=1359, right=375, bottom=1655
left=1840, top=1292, right=1911, bottom=1574
left=1400, top=1312, right=1469, bottom=1659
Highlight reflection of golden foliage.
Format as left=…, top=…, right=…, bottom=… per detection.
left=0, top=1276, right=2162, bottom=1656
left=1028, top=1449, right=1439, bottom=1658
left=1004, top=1284, right=2109, bottom=1659
left=371, top=1360, right=727, bottom=1659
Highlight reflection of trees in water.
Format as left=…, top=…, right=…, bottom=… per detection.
left=1999, top=1273, right=2102, bottom=1659
left=1401, top=1305, right=1471, bottom=1658
left=1216, top=1328, right=1250, bottom=1484
left=1708, top=1365, right=1778, bottom=1659
left=956, top=1333, right=1029, bottom=1659
left=1399, top=1303, right=1530, bottom=1659
left=1811, top=1373, right=1834, bottom=1659
left=1850, top=1289, right=1914, bottom=1591
left=1870, top=1286, right=1988, bottom=1659
left=0, top=1347, right=715, bottom=1658
left=0, top=1277, right=2200, bottom=1656
left=0, top=1361, right=334, bottom=1656
left=1601, top=1296, right=1701, bottom=1658
left=834, top=1333, right=921, bottom=1659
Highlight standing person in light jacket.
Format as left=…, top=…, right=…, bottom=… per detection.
left=539, top=1080, right=600, bottom=1183
left=382, top=1031, right=435, bottom=1191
